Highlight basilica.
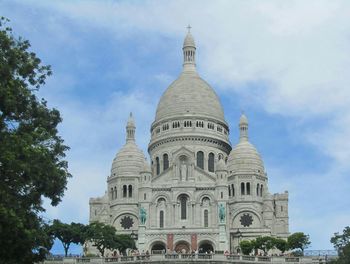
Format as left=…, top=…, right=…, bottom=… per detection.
left=89, top=30, right=289, bottom=254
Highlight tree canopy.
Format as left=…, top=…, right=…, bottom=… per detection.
left=330, top=226, right=350, bottom=264
left=86, top=222, right=135, bottom=257
left=0, top=17, right=71, bottom=263
left=287, top=232, right=311, bottom=253
left=49, top=220, right=86, bottom=257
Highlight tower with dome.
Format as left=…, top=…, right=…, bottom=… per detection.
left=89, top=29, right=289, bottom=254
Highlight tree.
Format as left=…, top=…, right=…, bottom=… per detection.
left=274, top=238, right=288, bottom=253
left=330, top=226, right=350, bottom=264
left=240, top=240, right=255, bottom=255
left=331, top=226, right=350, bottom=255
left=287, top=232, right=311, bottom=254
left=0, top=17, right=71, bottom=263
left=49, top=220, right=86, bottom=257
left=254, top=236, right=276, bottom=254
left=86, top=222, right=134, bottom=256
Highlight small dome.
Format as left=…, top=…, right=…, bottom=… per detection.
left=111, top=114, right=145, bottom=177
left=183, top=32, right=195, bottom=48
left=227, top=141, right=265, bottom=175
left=111, top=141, right=145, bottom=177
left=155, top=72, right=226, bottom=122
left=216, top=158, right=227, bottom=171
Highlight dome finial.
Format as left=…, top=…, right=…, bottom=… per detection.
left=239, top=112, right=248, bottom=141
left=126, top=112, right=136, bottom=142
left=183, top=26, right=196, bottom=73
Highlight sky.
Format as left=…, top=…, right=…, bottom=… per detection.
left=1, top=0, right=350, bottom=254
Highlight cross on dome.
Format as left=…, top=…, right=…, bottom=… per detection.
left=183, top=26, right=196, bottom=72
left=126, top=112, right=136, bottom=141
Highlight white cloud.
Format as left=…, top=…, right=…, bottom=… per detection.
left=10, top=0, right=350, bottom=249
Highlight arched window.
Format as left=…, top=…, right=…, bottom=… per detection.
left=180, top=195, right=188, bottom=220
left=246, top=182, right=251, bottom=195
left=241, top=182, right=245, bottom=195
left=111, top=188, right=114, bottom=200
left=260, top=185, right=263, bottom=197
left=123, top=185, right=127, bottom=198
left=232, top=184, right=235, bottom=196
left=197, top=151, right=204, bottom=169
left=228, top=185, right=231, bottom=196
left=204, top=210, right=209, bottom=228
left=257, top=184, right=260, bottom=196
left=156, top=157, right=160, bottom=175
left=114, top=187, right=117, bottom=199
left=221, top=192, right=223, bottom=199
left=144, top=193, right=146, bottom=200
left=128, top=185, right=132, bottom=198
left=208, top=153, right=215, bottom=172
left=163, top=154, right=169, bottom=170
left=160, top=210, right=164, bottom=228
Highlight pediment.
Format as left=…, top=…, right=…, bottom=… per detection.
left=194, top=167, right=216, bottom=182
left=151, top=166, right=173, bottom=184
left=171, top=146, right=195, bottom=163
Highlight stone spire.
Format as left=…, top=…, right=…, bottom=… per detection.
left=183, top=25, right=196, bottom=73
left=126, top=112, right=135, bottom=142
left=239, top=113, right=248, bottom=141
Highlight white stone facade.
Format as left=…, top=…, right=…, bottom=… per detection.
left=89, top=30, right=289, bottom=254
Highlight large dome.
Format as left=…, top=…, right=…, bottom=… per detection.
left=155, top=71, right=225, bottom=122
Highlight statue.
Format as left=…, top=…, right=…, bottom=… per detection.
left=218, top=204, right=225, bottom=223
left=140, top=207, right=147, bottom=225
left=180, top=161, right=187, bottom=181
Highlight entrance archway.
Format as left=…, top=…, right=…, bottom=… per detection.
left=198, top=240, right=214, bottom=253
left=175, top=240, right=190, bottom=254
left=151, top=241, right=166, bottom=254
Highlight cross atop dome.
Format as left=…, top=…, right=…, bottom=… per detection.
left=239, top=113, right=249, bottom=141
left=183, top=26, right=196, bottom=72
left=126, top=112, right=136, bottom=142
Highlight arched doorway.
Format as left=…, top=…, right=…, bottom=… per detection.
left=151, top=241, right=166, bottom=254
left=175, top=241, right=190, bottom=254
left=198, top=240, right=214, bottom=253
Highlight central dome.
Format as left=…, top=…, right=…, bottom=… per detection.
left=154, top=30, right=226, bottom=124
left=155, top=71, right=225, bottom=122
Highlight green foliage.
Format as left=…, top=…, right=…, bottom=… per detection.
left=254, top=236, right=276, bottom=254
left=86, top=222, right=135, bottom=257
left=330, top=226, right=350, bottom=264
left=274, top=238, right=288, bottom=253
left=287, top=232, right=311, bottom=253
left=0, top=17, right=71, bottom=263
left=331, top=226, right=350, bottom=255
left=240, top=240, right=254, bottom=255
left=49, top=220, right=86, bottom=256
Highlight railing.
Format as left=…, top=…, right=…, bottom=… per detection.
left=41, top=254, right=333, bottom=263
left=257, top=256, right=271, bottom=262
left=285, top=257, right=299, bottom=262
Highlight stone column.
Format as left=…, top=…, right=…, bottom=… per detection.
left=191, top=234, right=197, bottom=251
left=137, top=224, right=146, bottom=251
left=167, top=234, right=174, bottom=251
left=218, top=223, right=229, bottom=251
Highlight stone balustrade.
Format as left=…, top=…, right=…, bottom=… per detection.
left=39, top=254, right=332, bottom=264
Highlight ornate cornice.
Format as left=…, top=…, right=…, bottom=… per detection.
left=148, top=135, right=231, bottom=154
